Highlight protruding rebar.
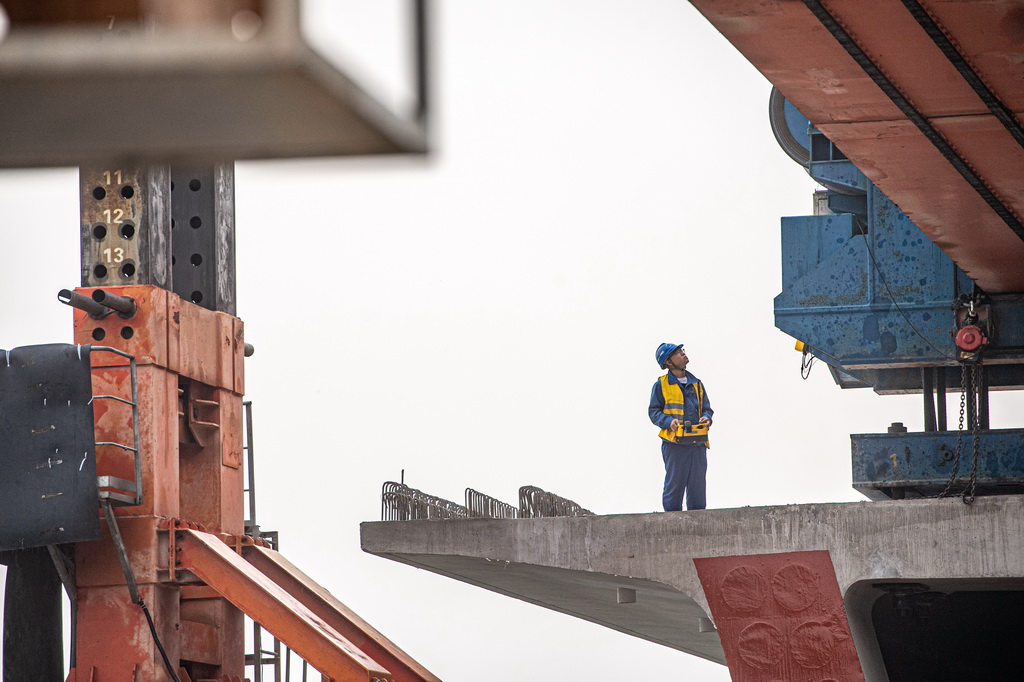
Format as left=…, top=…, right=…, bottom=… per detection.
left=58, top=289, right=108, bottom=317
left=91, top=289, right=136, bottom=317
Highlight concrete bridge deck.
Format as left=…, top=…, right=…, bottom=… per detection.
left=361, top=496, right=1024, bottom=680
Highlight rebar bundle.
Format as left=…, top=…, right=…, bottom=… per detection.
left=381, top=482, right=593, bottom=521
left=380, top=482, right=468, bottom=521
left=464, top=488, right=518, bottom=519
left=518, top=486, right=594, bottom=518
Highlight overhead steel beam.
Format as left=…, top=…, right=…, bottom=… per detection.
left=799, top=0, right=1024, bottom=244
left=898, top=0, right=1024, bottom=151
left=686, top=0, right=1024, bottom=293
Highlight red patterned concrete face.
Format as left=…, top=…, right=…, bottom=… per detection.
left=694, top=550, right=865, bottom=682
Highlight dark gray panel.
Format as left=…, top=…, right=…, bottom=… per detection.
left=0, top=547, right=64, bottom=682
left=0, top=344, right=99, bottom=551
left=170, top=165, right=236, bottom=314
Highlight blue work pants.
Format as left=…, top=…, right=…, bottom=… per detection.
left=661, top=441, right=707, bottom=511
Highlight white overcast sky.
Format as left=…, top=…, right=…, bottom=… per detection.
left=2, top=1, right=1022, bottom=680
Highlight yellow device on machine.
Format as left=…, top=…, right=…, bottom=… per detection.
left=675, top=420, right=709, bottom=445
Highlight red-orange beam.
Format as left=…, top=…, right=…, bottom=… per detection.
left=243, top=545, right=441, bottom=682
left=175, top=529, right=392, bottom=682
left=687, top=0, right=1024, bottom=293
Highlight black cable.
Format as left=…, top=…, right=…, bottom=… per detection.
left=799, top=0, right=1024, bottom=242
left=140, top=599, right=181, bottom=682
left=101, top=500, right=181, bottom=682
left=855, top=218, right=959, bottom=362
left=800, top=347, right=816, bottom=379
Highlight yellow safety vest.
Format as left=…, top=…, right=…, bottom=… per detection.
left=657, top=374, right=709, bottom=448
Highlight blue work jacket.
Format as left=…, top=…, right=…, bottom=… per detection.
left=649, top=371, right=713, bottom=442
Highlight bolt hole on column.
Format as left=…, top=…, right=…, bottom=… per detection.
left=190, top=254, right=202, bottom=266
left=93, top=264, right=108, bottom=279
left=119, top=262, right=136, bottom=279
left=91, top=187, right=105, bottom=200
left=92, top=224, right=107, bottom=240
left=188, top=179, right=201, bottom=191
left=190, top=216, right=202, bottom=229
left=191, top=291, right=204, bottom=304
left=120, top=223, right=135, bottom=240
left=120, top=186, right=134, bottom=199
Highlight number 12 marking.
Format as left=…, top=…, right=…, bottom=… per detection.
left=102, top=208, right=124, bottom=224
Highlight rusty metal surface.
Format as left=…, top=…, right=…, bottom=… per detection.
left=80, top=164, right=236, bottom=313
left=71, top=284, right=245, bottom=393
left=79, top=166, right=172, bottom=290
left=687, top=0, right=1024, bottom=293
left=380, top=482, right=468, bottom=521
left=694, top=550, right=865, bottom=682
left=517, top=485, right=593, bottom=518
left=178, top=383, right=245, bottom=534
left=90, top=345, right=143, bottom=506
left=175, top=528, right=394, bottom=682
left=243, top=545, right=442, bottom=682
left=75, top=515, right=164, bottom=587
left=70, top=284, right=248, bottom=679
left=464, top=488, right=518, bottom=519
left=97, top=365, right=179, bottom=517
left=75, top=583, right=182, bottom=681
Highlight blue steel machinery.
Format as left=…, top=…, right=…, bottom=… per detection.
left=770, top=89, right=1024, bottom=502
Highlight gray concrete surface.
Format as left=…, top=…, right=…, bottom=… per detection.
left=361, top=495, right=1024, bottom=680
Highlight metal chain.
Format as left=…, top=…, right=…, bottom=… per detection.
left=940, top=364, right=968, bottom=498
left=963, top=364, right=981, bottom=504
left=939, top=363, right=982, bottom=504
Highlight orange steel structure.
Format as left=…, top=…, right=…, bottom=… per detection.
left=688, top=0, right=1024, bottom=294
left=64, top=284, right=438, bottom=682
left=0, top=3, right=436, bottom=679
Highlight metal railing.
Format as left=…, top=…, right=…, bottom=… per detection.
left=236, top=401, right=290, bottom=682
left=89, top=345, right=142, bottom=507
left=243, top=400, right=258, bottom=533
left=246, top=614, right=338, bottom=682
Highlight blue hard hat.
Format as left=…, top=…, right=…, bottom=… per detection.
left=656, top=342, right=683, bottom=369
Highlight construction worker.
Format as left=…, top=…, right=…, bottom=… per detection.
left=649, top=343, right=713, bottom=511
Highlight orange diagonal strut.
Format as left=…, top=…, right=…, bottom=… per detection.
left=176, top=528, right=392, bottom=682
left=243, top=544, right=441, bottom=682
